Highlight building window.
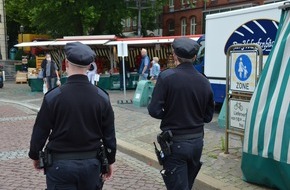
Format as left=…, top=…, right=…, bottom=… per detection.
left=190, top=17, right=196, bottom=35
left=169, top=0, right=174, bottom=12
left=181, top=18, right=187, bottom=36
left=168, top=20, right=175, bottom=36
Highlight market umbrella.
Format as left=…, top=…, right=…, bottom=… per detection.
left=241, top=3, right=290, bottom=190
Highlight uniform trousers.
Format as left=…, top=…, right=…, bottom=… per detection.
left=46, top=158, right=102, bottom=190
left=161, top=137, right=203, bottom=190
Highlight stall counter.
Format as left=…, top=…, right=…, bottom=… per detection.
left=28, top=77, right=67, bottom=92
left=28, top=72, right=139, bottom=92
left=98, top=72, right=139, bottom=90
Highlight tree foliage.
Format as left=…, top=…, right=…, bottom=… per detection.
left=6, top=0, right=167, bottom=38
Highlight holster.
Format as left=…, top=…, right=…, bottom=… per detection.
left=98, top=144, right=109, bottom=175
left=153, top=142, right=164, bottom=165
left=157, top=130, right=173, bottom=157
left=38, top=148, right=52, bottom=174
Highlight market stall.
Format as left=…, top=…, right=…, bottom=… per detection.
left=14, top=35, right=201, bottom=91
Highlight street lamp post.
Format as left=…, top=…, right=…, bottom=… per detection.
left=19, top=25, right=24, bottom=44
left=125, top=0, right=156, bottom=37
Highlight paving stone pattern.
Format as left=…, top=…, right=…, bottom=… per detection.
left=0, top=83, right=164, bottom=190
left=0, top=81, right=273, bottom=190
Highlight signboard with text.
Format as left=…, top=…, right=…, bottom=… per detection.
left=117, top=43, right=128, bottom=57
left=230, top=51, right=257, bottom=93
left=230, top=100, right=249, bottom=130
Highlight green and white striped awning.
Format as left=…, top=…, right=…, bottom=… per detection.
left=242, top=3, right=290, bottom=190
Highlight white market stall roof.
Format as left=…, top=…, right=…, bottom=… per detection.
left=105, top=35, right=202, bottom=45
left=14, top=35, right=117, bottom=47
left=14, top=41, right=56, bottom=47
left=14, top=40, right=111, bottom=47
left=62, top=35, right=116, bottom=40
left=14, top=34, right=202, bottom=47
left=49, top=40, right=110, bottom=46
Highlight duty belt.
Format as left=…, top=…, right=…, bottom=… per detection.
left=171, top=132, right=204, bottom=141
left=52, top=150, right=99, bottom=161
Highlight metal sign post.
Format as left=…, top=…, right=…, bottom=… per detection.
left=225, top=44, right=263, bottom=154
left=117, top=42, right=132, bottom=104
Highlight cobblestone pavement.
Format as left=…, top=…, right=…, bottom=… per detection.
left=0, top=81, right=273, bottom=190
left=0, top=97, right=164, bottom=190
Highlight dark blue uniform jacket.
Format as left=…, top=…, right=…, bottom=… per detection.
left=148, top=63, right=214, bottom=134
left=29, top=75, right=116, bottom=164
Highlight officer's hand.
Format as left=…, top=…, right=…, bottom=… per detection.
left=102, top=164, right=113, bottom=181
left=32, top=160, right=42, bottom=171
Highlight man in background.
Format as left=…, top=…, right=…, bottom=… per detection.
left=41, top=53, right=60, bottom=91
left=87, top=61, right=97, bottom=85
left=138, top=48, right=150, bottom=80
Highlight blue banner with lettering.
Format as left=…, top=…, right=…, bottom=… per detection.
left=224, top=19, right=279, bottom=55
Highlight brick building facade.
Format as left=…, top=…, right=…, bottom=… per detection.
left=162, top=0, right=285, bottom=36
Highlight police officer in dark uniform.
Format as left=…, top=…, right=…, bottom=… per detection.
left=148, top=37, right=214, bottom=190
left=29, top=42, right=116, bottom=190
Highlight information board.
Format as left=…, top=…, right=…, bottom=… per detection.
left=230, top=100, right=250, bottom=130
left=117, top=43, right=128, bottom=57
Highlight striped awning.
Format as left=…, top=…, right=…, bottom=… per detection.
left=242, top=4, right=290, bottom=190
left=105, top=35, right=201, bottom=45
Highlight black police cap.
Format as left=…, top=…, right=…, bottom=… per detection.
left=64, top=42, right=96, bottom=67
left=172, top=37, right=200, bottom=59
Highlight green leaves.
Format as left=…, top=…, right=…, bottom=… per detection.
left=6, top=0, right=166, bottom=37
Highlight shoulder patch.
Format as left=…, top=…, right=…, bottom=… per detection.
left=45, top=87, right=61, bottom=104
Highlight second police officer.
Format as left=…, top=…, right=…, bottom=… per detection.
left=148, top=37, right=215, bottom=190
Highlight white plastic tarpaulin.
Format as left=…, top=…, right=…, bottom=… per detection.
left=241, top=2, right=290, bottom=190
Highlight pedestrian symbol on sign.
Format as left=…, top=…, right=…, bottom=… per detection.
left=235, top=55, right=252, bottom=81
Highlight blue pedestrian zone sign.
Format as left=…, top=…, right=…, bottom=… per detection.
left=235, top=54, right=252, bottom=81
left=230, top=51, right=257, bottom=93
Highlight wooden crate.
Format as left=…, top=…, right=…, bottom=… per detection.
left=15, top=71, right=28, bottom=83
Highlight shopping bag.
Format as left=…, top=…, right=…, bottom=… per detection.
left=43, top=82, right=47, bottom=94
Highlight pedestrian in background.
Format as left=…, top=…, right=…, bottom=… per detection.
left=41, top=53, right=60, bottom=91
left=138, top=48, right=150, bottom=80
left=148, top=37, right=215, bottom=190
left=87, top=61, right=97, bottom=85
left=29, top=42, right=116, bottom=190
left=150, top=57, right=161, bottom=82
